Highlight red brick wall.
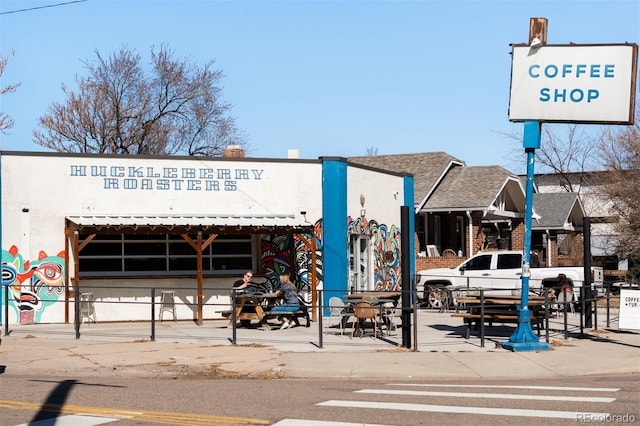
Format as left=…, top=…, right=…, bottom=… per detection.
left=413, top=215, right=536, bottom=271
left=511, top=219, right=524, bottom=250
left=415, top=256, right=462, bottom=271
left=559, top=234, right=584, bottom=266
left=470, top=212, right=483, bottom=253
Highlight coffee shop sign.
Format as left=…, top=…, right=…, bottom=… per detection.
left=70, top=164, right=264, bottom=191
left=509, top=43, right=638, bottom=124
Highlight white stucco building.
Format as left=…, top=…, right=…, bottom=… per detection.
left=0, top=150, right=414, bottom=325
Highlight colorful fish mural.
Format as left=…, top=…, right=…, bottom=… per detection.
left=1, top=245, right=66, bottom=324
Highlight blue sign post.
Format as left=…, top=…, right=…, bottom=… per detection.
left=501, top=121, right=550, bottom=352
left=503, top=17, right=636, bottom=351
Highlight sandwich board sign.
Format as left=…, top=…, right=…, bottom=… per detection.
left=619, top=289, right=640, bottom=331
left=509, top=43, right=638, bottom=124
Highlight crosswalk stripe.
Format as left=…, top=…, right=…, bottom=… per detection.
left=17, top=414, right=119, bottom=426
left=356, top=389, right=616, bottom=403
left=318, top=400, right=610, bottom=420
left=388, top=383, right=620, bottom=392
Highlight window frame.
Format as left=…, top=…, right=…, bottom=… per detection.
left=78, top=233, right=255, bottom=277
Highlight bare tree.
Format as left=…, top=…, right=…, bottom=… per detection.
left=502, top=124, right=600, bottom=191
left=0, top=50, right=20, bottom=134
left=598, top=103, right=640, bottom=262
left=366, top=146, right=378, bottom=156
left=33, top=45, right=247, bottom=155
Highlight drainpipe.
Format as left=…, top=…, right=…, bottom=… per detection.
left=466, top=210, right=473, bottom=257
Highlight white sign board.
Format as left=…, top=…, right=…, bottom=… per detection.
left=509, top=44, right=638, bottom=124
left=618, top=289, right=640, bottom=330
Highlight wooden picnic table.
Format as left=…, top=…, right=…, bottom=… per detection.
left=451, top=294, right=550, bottom=340
left=456, top=294, right=547, bottom=306
left=221, top=292, right=311, bottom=330
left=228, top=292, right=280, bottom=331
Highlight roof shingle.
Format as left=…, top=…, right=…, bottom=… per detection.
left=348, top=152, right=464, bottom=206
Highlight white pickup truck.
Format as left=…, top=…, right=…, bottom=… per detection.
left=416, top=250, right=604, bottom=301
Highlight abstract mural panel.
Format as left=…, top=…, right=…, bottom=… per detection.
left=1, top=245, right=66, bottom=324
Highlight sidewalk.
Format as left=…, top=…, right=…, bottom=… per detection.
left=1, top=309, right=638, bottom=380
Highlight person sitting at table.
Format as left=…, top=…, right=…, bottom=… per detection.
left=233, top=271, right=254, bottom=292
left=545, top=273, right=573, bottom=298
left=232, top=271, right=256, bottom=327
left=539, top=285, right=556, bottom=299
left=272, top=275, right=300, bottom=329
left=557, top=273, right=573, bottom=294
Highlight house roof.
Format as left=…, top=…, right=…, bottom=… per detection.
left=423, top=165, right=526, bottom=218
left=531, top=193, right=585, bottom=230
left=348, top=152, right=464, bottom=207
left=532, top=170, right=612, bottom=188
left=349, top=152, right=528, bottom=219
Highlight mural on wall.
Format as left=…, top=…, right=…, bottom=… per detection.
left=258, top=219, right=324, bottom=291
left=294, top=219, right=324, bottom=291
left=348, top=217, right=402, bottom=291
left=259, top=234, right=293, bottom=289
left=371, top=220, right=402, bottom=291
left=1, top=245, right=66, bottom=324
left=257, top=215, right=402, bottom=293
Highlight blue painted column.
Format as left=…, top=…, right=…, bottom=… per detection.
left=0, top=151, right=3, bottom=326
left=321, top=157, right=348, bottom=314
left=403, top=174, right=415, bottom=295
left=502, top=121, right=550, bottom=352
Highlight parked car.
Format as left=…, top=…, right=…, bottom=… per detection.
left=416, top=250, right=604, bottom=302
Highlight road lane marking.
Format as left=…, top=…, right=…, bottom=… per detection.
left=318, top=400, right=610, bottom=419
left=273, top=420, right=389, bottom=426
left=0, top=400, right=270, bottom=425
left=387, top=384, right=620, bottom=392
left=356, top=389, right=616, bottom=403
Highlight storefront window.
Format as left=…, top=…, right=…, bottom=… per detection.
left=79, top=233, right=254, bottom=276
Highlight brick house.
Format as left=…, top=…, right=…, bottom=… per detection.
left=531, top=171, right=629, bottom=281
left=350, top=152, right=587, bottom=272
left=531, top=192, right=586, bottom=267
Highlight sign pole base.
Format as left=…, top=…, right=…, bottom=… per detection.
left=501, top=308, right=550, bottom=352
left=501, top=120, right=550, bottom=352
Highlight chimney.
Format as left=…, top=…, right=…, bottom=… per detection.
left=222, top=145, right=245, bottom=158
left=287, top=149, right=299, bottom=159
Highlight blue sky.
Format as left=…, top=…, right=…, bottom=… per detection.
left=1, top=0, right=638, bottom=171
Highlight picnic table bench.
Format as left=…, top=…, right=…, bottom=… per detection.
left=451, top=311, right=547, bottom=339
left=217, top=293, right=311, bottom=329
left=451, top=295, right=552, bottom=339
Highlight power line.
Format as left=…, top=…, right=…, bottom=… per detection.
left=0, top=0, right=87, bottom=15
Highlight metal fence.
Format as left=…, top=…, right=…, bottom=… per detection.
left=1, top=282, right=622, bottom=350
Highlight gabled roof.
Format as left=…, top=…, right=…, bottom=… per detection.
left=348, top=152, right=464, bottom=208
left=422, top=165, right=526, bottom=218
left=531, top=193, right=585, bottom=231
left=519, top=175, right=538, bottom=193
